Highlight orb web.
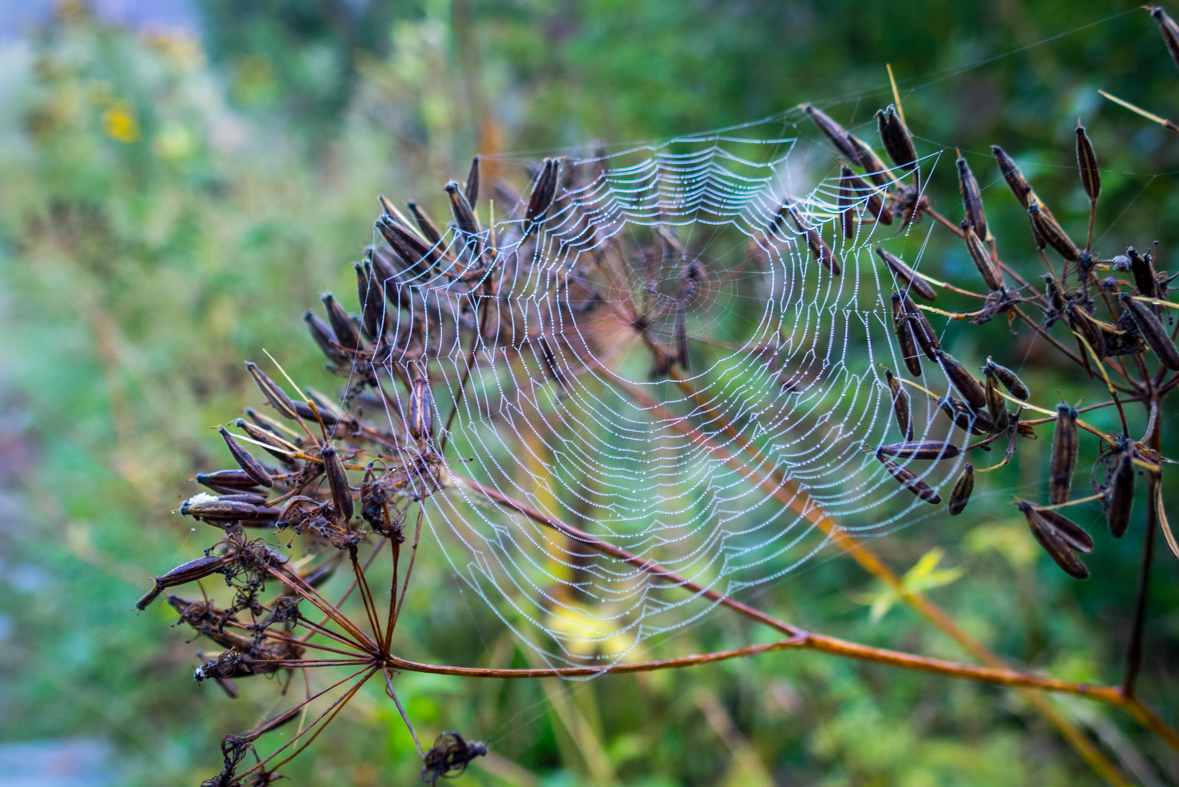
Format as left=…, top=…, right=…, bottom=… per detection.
left=364, top=117, right=971, bottom=670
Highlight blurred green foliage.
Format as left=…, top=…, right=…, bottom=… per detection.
left=0, top=1, right=1177, bottom=785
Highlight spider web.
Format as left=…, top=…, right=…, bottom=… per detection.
left=364, top=113, right=974, bottom=670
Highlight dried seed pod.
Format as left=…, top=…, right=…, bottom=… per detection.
left=245, top=361, right=299, bottom=421
left=1075, top=120, right=1100, bottom=203
left=1127, top=247, right=1158, bottom=298
left=803, top=103, right=858, bottom=160
left=846, top=134, right=891, bottom=188
left=180, top=495, right=261, bottom=522
left=939, top=396, right=993, bottom=436
left=876, top=247, right=936, bottom=301
left=445, top=180, right=480, bottom=237
left=899, top=291, right=939, bottom=359
left=523, top=157, right=560, bottom=240
left=355, top=262, right=383, bottom=340
left=246, top=408, right=298, bottom=444
left=321, top=293, right=361, bottom=351
left=293, top=400, right=342, bottom=426
left=841, top=165, right=893, bottom=224
left=983, top=366, right=1010, bottom=433
left=1150, top=5, right=1179, bottom=74
left=876, top=440, right=960, bottom=460
left=1049, top=403, right=1078, bottom=505
left=408, top=371, right=434, bottom=442
left=376, top=214, right=441, bottom=275
left=1018, top=500, right=1090, bottom=580
left=991, top=145, right=1033, bottom=208
left=320, top=445, right=353, bottom=522
left=838, top=168, right=857, bottom=240
left=1028, top=200, right=1079, bottom=262
left=1119, top=292, right=1179, bottom=369
left=891, top=293, right=924, bottom=376
left=305, top=388, right=349, bottom=423
left=1034, top=505, right=1094, bottom=554
left=784, top=205, right=841, bottom=276
left=219, top=426, right=274, bottom=488
left=464, top=155, right=480, bottom=205
left=215, top=492, right=269, bottom=506
left=948, top=464, right=974, bottom=516
left=963, top=226, right=1004, bottom=292
left=885, top=369, right=914, bottom=440
left=936, top=350, right=987, bottom=412
left=136, top=554, right=232, bottom=610
left=876, top=105, right=918, bottom=171
left=957, top=155, right=988, bottom=240
left=1042, top=275, right=1066, bottom=324
left=233, top=418, right=298, bottom=465
left=983, top=358, right=1029, bottom=400
left=1107, top=451, right=1135, bottom=539
left=876, top=453, right=941, bottom=504
left=304, top=310, right=347, bottom=367
left=407, top=201, right=444, bottom=247
left=196, top=469, right=263, bottom=491
left=1064, top=302, right=1108, bottom=362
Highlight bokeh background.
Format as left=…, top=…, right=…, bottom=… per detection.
left=1, top=1, right=1178, bottom=785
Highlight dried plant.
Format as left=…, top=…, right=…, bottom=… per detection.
left=137, top=9, right=1179, bottom=785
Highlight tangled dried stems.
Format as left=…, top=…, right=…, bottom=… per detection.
left=137, top=9, right=1179, bottom=786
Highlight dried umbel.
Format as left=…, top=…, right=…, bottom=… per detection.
left=137, top=12, right=1179, bottom=781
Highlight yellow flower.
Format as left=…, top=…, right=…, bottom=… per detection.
left=101, top=104, right=139, bottom=143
